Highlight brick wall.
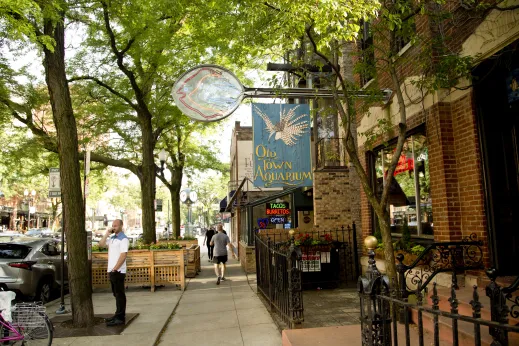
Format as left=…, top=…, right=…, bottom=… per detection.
left=313, top=169, right=352, bottom=229
left=357, top=92, right=490, bottom=267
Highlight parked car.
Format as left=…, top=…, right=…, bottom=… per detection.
left=0, top=238, right=68, bottom=303
left=40, top=228, right=54, bottom=237
left=25, top=229, right=42, bottom=237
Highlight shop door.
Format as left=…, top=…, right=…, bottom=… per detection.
left=475, top=44, right=519, bottom=275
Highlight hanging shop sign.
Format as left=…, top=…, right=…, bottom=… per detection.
left=266, top=202, right=290, bottom=215
left=253, top=104, right=312, bottom=188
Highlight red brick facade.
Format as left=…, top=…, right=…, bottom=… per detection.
left=358, top=91, right=491, bottom=267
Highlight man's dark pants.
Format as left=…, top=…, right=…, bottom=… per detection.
left=110, top=271, right=126, bottom=321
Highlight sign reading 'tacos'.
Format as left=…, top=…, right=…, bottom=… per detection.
left=266, top=202, right=290, bottom=216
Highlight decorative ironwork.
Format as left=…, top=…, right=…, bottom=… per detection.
left=396, top=233, right=484, bottom=297
left=359, top=246, right=519, bottom=346
left=503, top=276, right=519, bottom=319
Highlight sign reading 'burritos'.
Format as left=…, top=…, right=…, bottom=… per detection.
left=266, top=202, right=290, bottom=215
left=253, top=103, right=312, bottom=188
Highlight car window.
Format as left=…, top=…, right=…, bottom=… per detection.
left=42, top=242, right=60, bottom=256
left=0, top=244, right=31, bottom=259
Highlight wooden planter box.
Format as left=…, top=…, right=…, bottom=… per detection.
left=92, top=249, right=185, bottom=291
left=184, top=245, right=201, bottom=278
left=157, top=239, right=198, bottom=247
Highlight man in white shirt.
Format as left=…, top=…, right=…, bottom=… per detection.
left=99, top=219, right=129, bottom=326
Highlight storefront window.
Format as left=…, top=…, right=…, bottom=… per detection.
left=374, top=134, right=433, bottom=237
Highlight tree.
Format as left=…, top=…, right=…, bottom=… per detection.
left=0, top=0, right=94, bottom=327
left=157, top=120, right=227, bottom=238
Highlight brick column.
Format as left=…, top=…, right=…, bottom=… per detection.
left=427, top=103, right=463, bottom=242
left=313, top=170, right=352, bottom=229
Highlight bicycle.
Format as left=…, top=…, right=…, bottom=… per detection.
left=0, top=300, right=53, bottom=345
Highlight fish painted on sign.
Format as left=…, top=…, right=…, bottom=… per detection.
left=254, top=105, right=309, bottom=146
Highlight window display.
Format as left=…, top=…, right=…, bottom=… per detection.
left=374, top=134, right=433, bottom=237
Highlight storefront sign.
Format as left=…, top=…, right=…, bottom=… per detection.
left=266, top=202, right=290, bottom=215
left=301, top=252, right=321, bottom=272
left=253, top=104, right=312, bottom=188
left=269, top=216, right=286, bottom=224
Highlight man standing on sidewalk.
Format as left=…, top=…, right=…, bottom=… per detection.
left=99, top=219, right=129, bottom=326
left=210, top=224, right=236, bottom=285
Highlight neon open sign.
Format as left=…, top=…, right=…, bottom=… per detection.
left=266, top=202, right=290, bottom=215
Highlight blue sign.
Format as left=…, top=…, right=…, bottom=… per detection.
left=253, top=103, right=313, bottom=188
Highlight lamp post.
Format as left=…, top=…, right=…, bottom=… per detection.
left=179, top=188, right=197, bottom=237
left=23, top=189, right=36, bottom=230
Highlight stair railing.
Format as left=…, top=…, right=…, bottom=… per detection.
left=396, top=233, right=484, bottom=299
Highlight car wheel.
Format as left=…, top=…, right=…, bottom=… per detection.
left=36, top=279, right=53, bottom=304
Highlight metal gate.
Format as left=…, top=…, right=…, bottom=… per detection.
left=255, top=233, right=304, bottom=328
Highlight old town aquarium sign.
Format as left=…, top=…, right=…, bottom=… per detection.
left=253, top=104, right=312, bottom=188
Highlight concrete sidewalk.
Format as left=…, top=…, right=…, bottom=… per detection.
left=157, top=240, right=281, bottom=346
left=46, top=285, right=182, bottom=346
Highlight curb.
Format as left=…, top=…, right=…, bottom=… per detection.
left=152, top=278, right=192, bottom=346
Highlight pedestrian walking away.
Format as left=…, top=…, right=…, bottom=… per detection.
left=210, top=224, right=236, bottom=285
left=99, top=219, right=129, bottom=326
left=204, top=227, right=216, bottom=262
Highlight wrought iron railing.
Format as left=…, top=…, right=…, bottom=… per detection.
left=254, top=233, right=304, bottom=328
left=396, top=233, right=484, bottom=298
left=316, top=137, right=347, bottom=169
left=255, top=225, right=360, bottom=288
left=359, top=240, right=519, bottom=346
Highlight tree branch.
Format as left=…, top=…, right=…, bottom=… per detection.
left=101, top=1, right=151, bottom=119
left=68, top=75, right=140, bottom=113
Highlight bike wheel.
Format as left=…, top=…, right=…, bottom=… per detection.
left=14, top=312, right=53, bottom=346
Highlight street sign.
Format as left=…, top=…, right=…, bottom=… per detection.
left=49, top=168, right=61, bottom=197
left=156, top=199, right=163, bottom=212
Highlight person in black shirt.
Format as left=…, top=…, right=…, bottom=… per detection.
left=204, top=227, right=216, bottom=262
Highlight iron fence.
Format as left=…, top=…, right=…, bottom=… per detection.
left=359, top=243, right=519, bottom=346
left=256, top=225, right=360, bottom=288
left=255, top=233, right=304, bottom=328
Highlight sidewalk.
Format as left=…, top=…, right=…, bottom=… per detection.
left=157, top=239, right=281, bottom=346
left=46, top=285, right=182, bottom=346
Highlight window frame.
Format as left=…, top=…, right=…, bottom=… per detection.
left=369, top=125, right=434, bottom=239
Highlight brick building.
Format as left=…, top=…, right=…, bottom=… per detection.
left=354, top=2, right=519, bottom=279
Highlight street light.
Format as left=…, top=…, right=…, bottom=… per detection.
left=158, top=149, right=167, bottom=173
left=23, top=189, right=36, bottom=230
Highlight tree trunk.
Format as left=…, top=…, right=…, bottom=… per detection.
left=42, top=15, right=94, bottom=327
left=170, top=167, right=183, bottom=239
left=373, top=207, right=398, bottom=283
left=140, top=117, right=156, bottom=244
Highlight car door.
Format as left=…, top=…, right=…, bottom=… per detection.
left=41, top=241, right=67, bottom=287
